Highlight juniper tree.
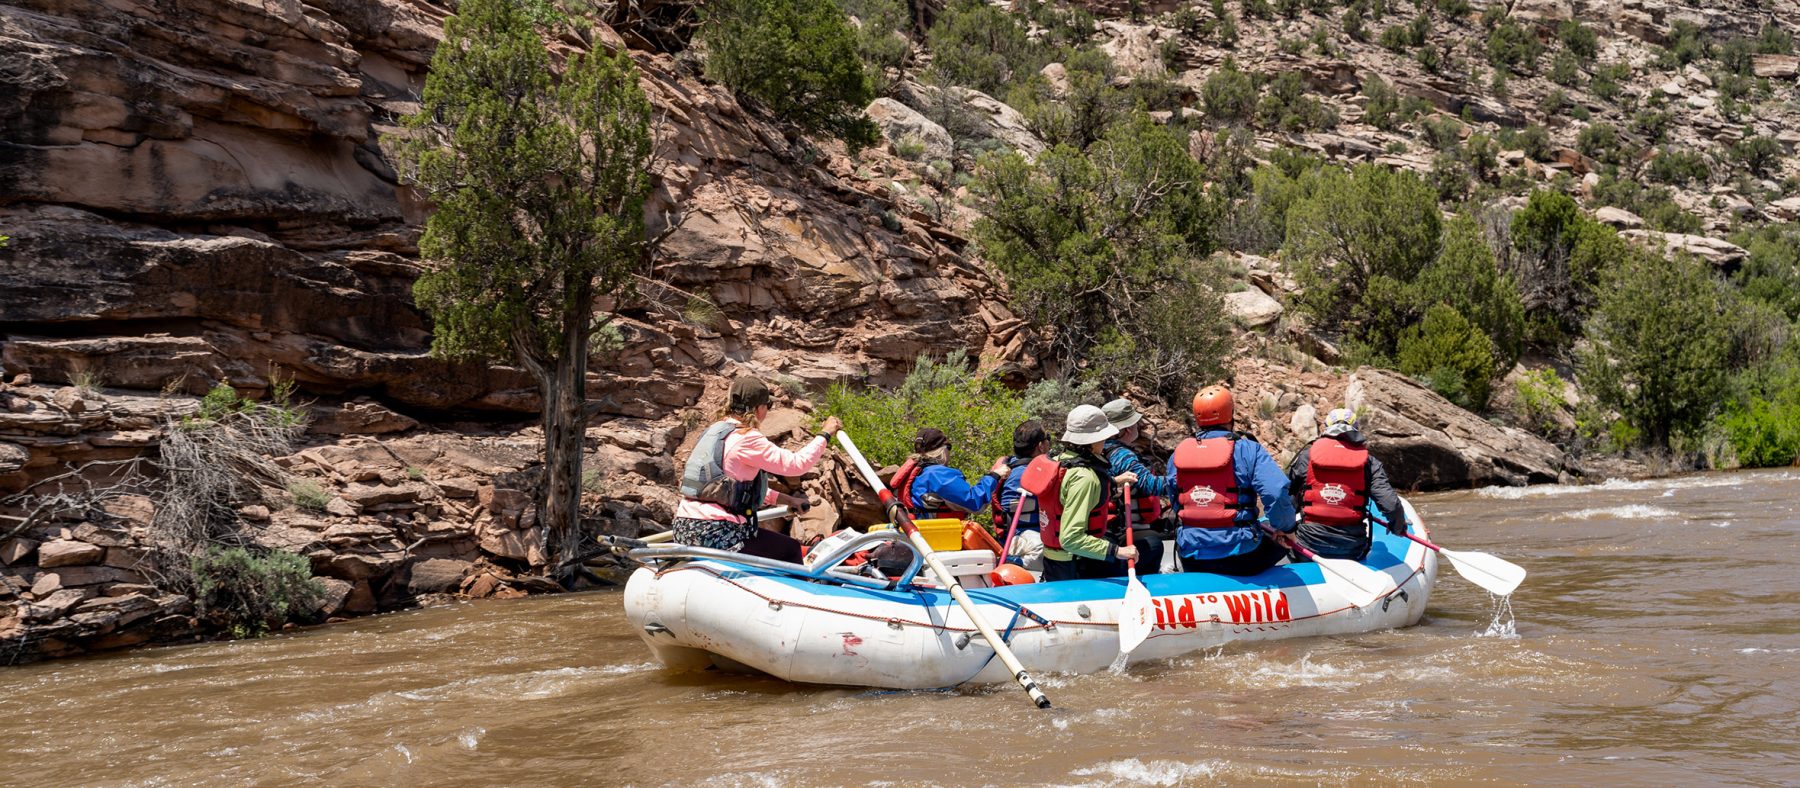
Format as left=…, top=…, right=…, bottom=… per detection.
left=391, top=0, right=653, bottom=566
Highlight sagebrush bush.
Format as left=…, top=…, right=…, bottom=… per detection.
left=1512, top=367, right=1568, bottom=436
left=1202, top=57, right=1257, bottom=122
left=925, top=0, right=1042, bottom=96
left=191, top=547, right=323, bottom=638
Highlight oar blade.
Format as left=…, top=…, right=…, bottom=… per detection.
left=1119, top=573, right=1154, bottom=655
left=1442, top=549, right=1526, bottom=596
left=1312, top=556, right=1392, bottom=609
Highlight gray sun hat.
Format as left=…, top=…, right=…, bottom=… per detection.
left=1062, top=404, right=1120, bottom=445
left=1101, top=398, right=1142, bottom=430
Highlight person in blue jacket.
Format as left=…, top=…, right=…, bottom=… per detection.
left=1100, top=398, right=1167, bottom=573
left=897, top=427, right=1008, bottom=520
left=1162, top=385, right=1297, bottom=576
left=994, top=420, right=1051, bottom=570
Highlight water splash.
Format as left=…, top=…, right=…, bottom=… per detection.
left=1476, top=594, right=1518, bottom=639
left=1107, top=652, right=1131, bottom=675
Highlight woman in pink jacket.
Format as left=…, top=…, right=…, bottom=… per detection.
left=673, top=377, right=842, bottom=563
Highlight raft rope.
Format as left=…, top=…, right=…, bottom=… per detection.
left=654, top=561, right=1426, bottom=635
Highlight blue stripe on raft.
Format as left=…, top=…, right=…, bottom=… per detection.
left=701, top=521, right=1421, bottom=607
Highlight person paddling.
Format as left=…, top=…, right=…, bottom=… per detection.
left=1100, top=398, right=1168, bottom=574
left=1164, top=385, right=1297, bottom=575
left=994, top=420, right=1051, bottom=571
left=1037, top=405, right=1148, bottom=582
left=673, top=377, right=839, bottom=562
left=891, top=427, right=1009, bottom=521
left=1286, top=408, right=1409, bottom=561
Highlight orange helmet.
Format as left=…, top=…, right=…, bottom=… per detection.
left=989, top=564, right=1036, bottom=587
left=1192, top=385, right=1234, bottom=427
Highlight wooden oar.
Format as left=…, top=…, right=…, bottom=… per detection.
left=1259, top=522, right=1390, bottom=609
left=836, top=430, right=1053, bottom=710
left=1117, top=484, right=1154, bottom=657
left=1405, top=533, right=1526, bottom=596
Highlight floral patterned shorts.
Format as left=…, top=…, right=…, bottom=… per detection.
left=672, top=517, right=757, bottom=552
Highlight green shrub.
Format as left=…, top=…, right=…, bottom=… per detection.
left=1243, top=0, right=1274, bottom=21
left=1559, top=21, right=1598, bottom=61
left=1758, top=23, right=1795, bottom=56
left=1733, top=135, right=1785, bottom=178
left=1487, top=17, right=1543, bottom=72
left=1007, top=48, right=1123, bottom=151
left=1508, top=189, right=1630, bottom=345
left=1647, top=148, right=1709, bottom=185
left=1668, top=20, right=1709, bottom=65
left=842, top=0, right=911, bottom=94
left=1429, top=151, right=1470, bottom=201
left=1591, top=173, right=1703, bottom=234
left=1580, top=251, right=1738, bottom=448
left=1591, top=62, right=1631, bottom=101
left=1020, top=377, right=1104, bottom=426
left=1512, top=367, right=1568, bottom=435
left=1631, top=109, right=1675, bottom=143
left=1202, top=57, right=1258, bottom=122
left=1718, top=397, right=1800, bottom=468
left=287, top=480, right=331, bottom=512
left=1549, top=50, right=1582, bottom=86
left=1258, top=72, right=1337, bottom=132
left=1515, top=124, right=1552, bottom=161
left=1360, top=75, right=1418, bottom=131
left=190, top=546, right=323, bottom=638
left=703, top=0, right=878, bottom=151
left=1285, top=164, right=1441, bottom=330
left=972, top=114, right=1230, bottom=398
left=1422, top=114, right=1463, bottom=150
left=819, top=351, right=1028, bottom=477
left=1732, top=224, right=1800, bottom=320
left=1378, top=24, right=1413, bottom=52
left=926, top=0, right=1041, bottom=96
left=1398, top=305, right=1496, bottom=410
left=1416, top=213, right=1526, bottom=372
left=1576, top=122, right=1619, bottom=162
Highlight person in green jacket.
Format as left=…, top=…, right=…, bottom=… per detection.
left=1041, top=405, right=1148, bottom=582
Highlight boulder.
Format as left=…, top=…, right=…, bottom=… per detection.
left=37, top=539, right=104, bottom=568
left=1098, top=21, right=1165, bottom=79
left=865, top=98, right=953, bottom=162
left=1767, top=195, right=1800, bottom=221
left=1224, top=287, right=1284, bottom=328
left=1752, top=54, right=1800, bottom=79
left=1344, top=368, right=1569, bottom=490
left=1, top=538, right=39, bottom=565
left=28, top=589, right=90, bottom=621
left=339, top=481, right=430, bottom=507
left=1289, top=404, right=1320, bottom=445
left=402, top=558, right=471, bottom=596
left=315, top=577, right=354, bottom=617
left=1509, top=0, right=1572, bottom=24
left=30, top=572, right=63, bottom=597
left=1619, top=230, right=1748, bottom=268
left=306, top=399, right=420, bottom=435
left=1594, top=206, right=1643, bottom=229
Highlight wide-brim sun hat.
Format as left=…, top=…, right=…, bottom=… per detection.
left=1062, top=404, right=1119, bottom=445
left=1101, top=398, right=1142, bottom=430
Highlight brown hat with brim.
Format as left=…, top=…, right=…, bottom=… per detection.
left=729, top=376, right=772, bottom=412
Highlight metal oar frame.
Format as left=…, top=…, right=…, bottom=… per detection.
left=622, top=530, right=927, bottom=591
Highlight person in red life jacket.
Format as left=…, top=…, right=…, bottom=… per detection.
left=673, top=377, right=840, bottom=563
left=1100, top=398, right=1167, bottom=573
left=1163, top=385, right=1297, bottom=575
left=993, top=420, right=1051, bottom=571
left=1038, top=405, right=1151, bottom=582
left=1286, top=408, right=1409, bottom=560
left=891, top=427, right=1009, bottom=520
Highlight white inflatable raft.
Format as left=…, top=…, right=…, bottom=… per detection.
left=623, top=500, right=1437, bottom=690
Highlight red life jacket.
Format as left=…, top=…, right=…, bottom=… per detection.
left=1302, top=437, right=1369, bottom=528
left=890, top=457, right=956, bottom=520
left=1125, top=486, right=1163, bottom=526
left=1019, top=455, right=1112, bottom=551
left=1172, top=435, right=1249, bottom=528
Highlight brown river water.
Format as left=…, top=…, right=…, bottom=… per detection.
left=4, top=469, right=1799, bottom=785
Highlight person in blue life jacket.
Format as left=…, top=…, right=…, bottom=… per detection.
left=1286, top=408, right=1409, bottom=561
left=993, top=420, right=1051, bottom=570
left=1100, top=398, right=1168, bottom=574
left=890, top=427, right=1009, bottom=520
left=1162, top=384, right=1298, bottom=576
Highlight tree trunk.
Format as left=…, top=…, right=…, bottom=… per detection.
left=539, top=282, right=595, bottom=574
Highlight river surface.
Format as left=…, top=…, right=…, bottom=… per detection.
left=4, top=469, right=1799, bottom=785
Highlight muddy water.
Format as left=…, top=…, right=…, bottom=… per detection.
left=5, top=470, right=1800, bottom=785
